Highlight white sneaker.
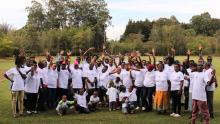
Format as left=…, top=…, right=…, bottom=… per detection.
left=26, top=111, right=32, bottom=115
left=135, top=107, right=140, bottom=110
left=142, top=107, right=146, bottom=111
left=170, top=113, right=175, bottom=117
left=32, top=111, right=38, bottom=114
left=174, top=114, right=181, bottom=117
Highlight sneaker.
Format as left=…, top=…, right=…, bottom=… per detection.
left=174, top=114, right=181, bottom=117
left=135, top=107, right=140, bottom=110
left=142, top=107, right=146, bottom=111
left=57, top=112, right=62, bottom=116
left=26, top=111, right=32, bottom=115
left=170, top=113, right=175, bottom=117
left=32, top=111, right=38, bottom=114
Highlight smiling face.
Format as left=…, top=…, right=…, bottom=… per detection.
left=174, top=64, right=180, bottom=72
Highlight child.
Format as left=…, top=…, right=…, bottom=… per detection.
left=56, top=95, right=74, bottom=116
left=75, top=88, right=90, bottom=114
left=127, top=86, right=137, bottom=114
left=121, top=86, right=137, bottom=114
left=119, top=86, right=127, bottom=109
left=106, top=81, right=119, bottom=111
left=170, top=63, right=184, bottom=117
left=88, top=91, right=100, bottom=111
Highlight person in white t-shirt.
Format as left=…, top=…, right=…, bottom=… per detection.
left=106, top=81, right=119, bottom=111
left=120, top=64, right=133, bottom=89
left=130, top=63, right=146, bottom=110
left=37, top=60, right=48, bottom=111
left=204, top=63, right=217, bottom=118
left=191, top=64, right=214, bottom=124
left=142, top=64, right=156, bottom=111
left=57, top=61, right=70, bottom=100
left=75, top=88, right=90, bottom=114
left=84, top=64, right=97, bottom=102
left=170, top=63, right=184, bottom=117
left=186, top=63, right=198, bottom=112
left=70, top=62, right=83, bottom=94
left=97, top=65, right=116, bottom=105
left=4, top=56, right=26, bottom=118
left=25, top=61, right=41, bottom=115
left=88, top=91, right=100, bottom=111
left=154, top=63, right=170, bottom=114
left=47, top=63, right=58, bottom=109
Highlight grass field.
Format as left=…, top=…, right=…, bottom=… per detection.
left=0, top=56, right=220, bottom=124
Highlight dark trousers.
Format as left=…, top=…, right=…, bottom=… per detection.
left=109, top=101, right=116, bottom=110
left=26, top=93, right=38, bottom=111
left=99, top=87, right=107, bottom=102
left=48, top=88, right=56, bottom=109
left=171, top=90, right=182, bottom=114
left=184, top=87, right=189, bottom=110
left=57, top=88, right=68, bottom=100
left=76, top=104, right=90, bottom=113
left=86, top=89, right=95, bottom=102
left=136, top=87, right=143, bottom=107
left=142, top=87, right=155, bottom=111
left=206, top=91, right=214, bottom=116
left=37, top=88, right=48, bottom=111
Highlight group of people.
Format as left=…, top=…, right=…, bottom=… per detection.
left=4, top=47, right=217, bottom=124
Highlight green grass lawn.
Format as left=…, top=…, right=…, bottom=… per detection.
left=0, top=56, right=220, bottom=124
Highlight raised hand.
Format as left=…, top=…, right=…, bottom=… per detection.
left=66, top=50, right=72, bottom=56
left=60, top=50, right=64, bottom=55
left=171, top=48, right=175, bottom=53
left=198, top=44, right=203, bottom=51
left=187, top=49, right=191, bottom=55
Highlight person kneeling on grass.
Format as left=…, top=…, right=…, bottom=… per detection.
left=56, top=95, right=75, bottom=116
left=88, top=91, right=101, bottom=112
left=75, top=87, right=90, bottom=114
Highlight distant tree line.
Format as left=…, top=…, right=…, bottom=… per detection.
left=110, top=12, right=220, bottom=55
left=1, top=1, right=220, bottom=57
left=0, top=0, right=110, bottom=56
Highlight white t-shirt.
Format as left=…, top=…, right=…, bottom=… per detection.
left=97, top=71, right=110, bottom=88
left=128, top=88, right=137, bottom=102
left=143, top=71, right=156, bottom=87
left=155, top=71, right=169, bottom=91
left=120, top=70, right=132, bottom=89
left=47, top=69, right=58, bottom=88
left=70, top=68, right=83, bottom=89
left=119, top=92, right=127, bottom=102
left=170, top=71, right=184, bottom=91
left=89, top=95, right=100, bottom=104
left=164, top=64, right=175, bottom=80
left=132, top=69, right=147, bottom=87
left=106, top=87, right=119, bottom=102
left=192, top=72, right=210, bottom=101
left=189, top=71, right=197, bottom=93
left=85, top=69, right=97, bottom=89
left=5, top=67, right=26, bottom=91
left=58, top=69, right=70, bottom=89
left=82, top=60, right=90, bottom=77
left=38, top=68, right=48, bottom=85
left=205, top=68, right=215, bottom=91
left=75, top=91, right=88, bottom=108
left=25, top=70, right=41, bottom=93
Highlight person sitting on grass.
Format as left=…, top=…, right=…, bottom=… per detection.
left=88, top=91, right=101, bottom=112
left=74, top=84, right=90, bottom=114
left=56, top=95, right=75, bottom=116
left=121, top=86, right=137, bottom=114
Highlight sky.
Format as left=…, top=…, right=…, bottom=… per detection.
left=1, top=0, right=220, bottom=40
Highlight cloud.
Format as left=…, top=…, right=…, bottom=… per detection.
left=1, top=0, right=220, bottom=40
left=106, top=0, right=220, bottom=40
